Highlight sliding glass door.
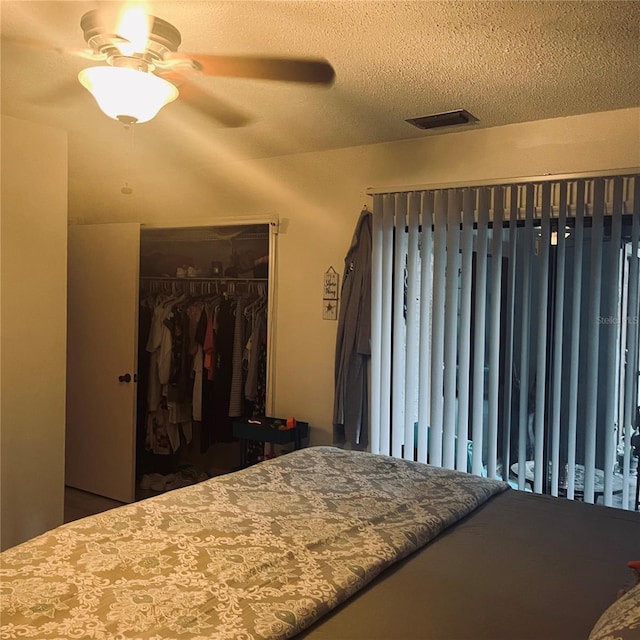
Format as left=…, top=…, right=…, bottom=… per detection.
left=370, top=174, right=640, bottom=510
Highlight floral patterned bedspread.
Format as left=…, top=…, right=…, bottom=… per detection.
left=0, top=447, right=508, bottom=640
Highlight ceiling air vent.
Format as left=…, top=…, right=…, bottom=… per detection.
left=406, top=109, right=479, bottom=130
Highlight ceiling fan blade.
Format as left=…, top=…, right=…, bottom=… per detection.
left=161, top=73, right=251, bottom=128
left=167, top=53, right=335, bottom=85
left=1, top=34, right=102, bottom=61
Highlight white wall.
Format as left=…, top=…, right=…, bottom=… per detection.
left=1, top=115, right=68, bottom=550
left=72, top=107, right=640, bottom=446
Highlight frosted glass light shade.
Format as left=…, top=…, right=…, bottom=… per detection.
left=78, top=66, right=178, bottom=124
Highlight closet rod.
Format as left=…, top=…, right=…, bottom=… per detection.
left=140, top=276, right=268, bottom=283
left=139, top=276, right=269, bottom=296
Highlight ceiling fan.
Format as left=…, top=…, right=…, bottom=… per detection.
left=18, top=5, right=336, bottom=126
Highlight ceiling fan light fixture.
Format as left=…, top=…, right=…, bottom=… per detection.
left=78, top=66, right=178, bottom=124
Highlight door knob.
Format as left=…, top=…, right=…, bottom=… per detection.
left=118, top=373, right=132, bottom=383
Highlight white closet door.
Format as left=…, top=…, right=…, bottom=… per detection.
left=66, top=223, right=140, bottom=503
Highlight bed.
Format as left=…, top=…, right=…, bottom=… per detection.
left=1, top=446, right=638, bottom=639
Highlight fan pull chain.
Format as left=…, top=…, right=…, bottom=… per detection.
left=121, top=122, right=135, bottom=195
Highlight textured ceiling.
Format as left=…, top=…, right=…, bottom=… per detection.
left=1, top=0, right=639, bottom=216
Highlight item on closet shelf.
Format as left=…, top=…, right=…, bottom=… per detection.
left=187, top=266, right=205, bottom=278
left=254, top=255, right=269, bottom=278
left=211, top=261, right=223, bottom=276
left=176, top=266, right=187, bottom=278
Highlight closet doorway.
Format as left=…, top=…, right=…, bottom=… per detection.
left=66, top=220, right=277, bottom=503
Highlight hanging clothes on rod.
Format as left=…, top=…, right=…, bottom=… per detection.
left=139, top=277, right=269, bottom=459
left=143, top=290, right=192, bottom=456
left=244, top=299, right=268, bottom=409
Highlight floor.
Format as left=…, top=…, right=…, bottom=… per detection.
left=64, top=486, right=125, bottom=523
left=64, top=440, right=242, bottom=523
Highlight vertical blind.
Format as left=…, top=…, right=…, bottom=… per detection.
left=370, top=174, right=640, bottom=508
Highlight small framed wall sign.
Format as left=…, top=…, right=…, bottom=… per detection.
left=323, top=267, right=339, bottom=299
left=323, top=267, right=339, bottom=320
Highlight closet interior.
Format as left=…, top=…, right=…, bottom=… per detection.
left=136, top=224, right=271, bottom=495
